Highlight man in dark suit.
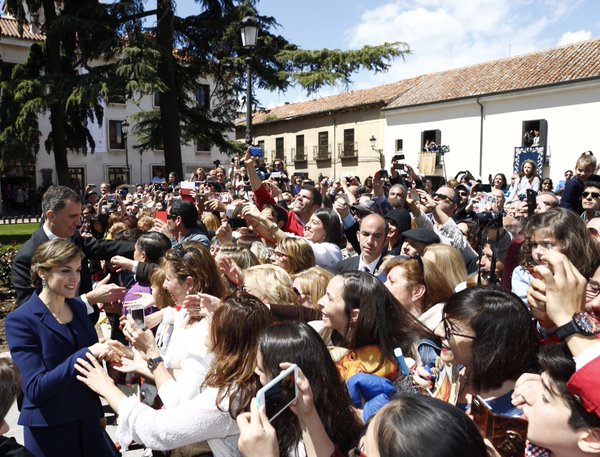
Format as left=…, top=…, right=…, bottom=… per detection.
left=337, top=213, right=388, bottom=274
left=12, top=186, right=135, bottom=313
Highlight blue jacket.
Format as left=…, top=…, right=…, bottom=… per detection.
left=6, top=293, right=103, bottom=427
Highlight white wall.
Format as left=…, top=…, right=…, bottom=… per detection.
left=384, top=80, right=600, bottom=185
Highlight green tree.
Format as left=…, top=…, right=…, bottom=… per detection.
left=1, top=0, right=409, bottom=185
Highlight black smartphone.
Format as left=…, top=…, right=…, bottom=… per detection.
left=477, top=184, right=492, bottom=193
left=227, top=218, right=248, bottom=229
left=526, top=189, right=537, bottom=216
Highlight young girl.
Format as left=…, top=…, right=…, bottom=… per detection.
left=511, top=208, right=600, bottom=308
left=560, top=151, right=598, bottom=214
left=507, top=159, right=540, bottom=202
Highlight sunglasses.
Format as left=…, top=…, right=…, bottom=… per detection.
left=166, top=213, right=178, bottom=220
left=442, top=313, right=475, bottom=341
left=433, top=193, right=458, bottom=204
left=582, top=191, right=600, bottom=199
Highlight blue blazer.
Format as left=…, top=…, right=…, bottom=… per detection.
left=6, top=293, right=103, bottom=427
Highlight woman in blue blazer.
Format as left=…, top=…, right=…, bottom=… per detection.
left=6, top=239, right=118, bottom=457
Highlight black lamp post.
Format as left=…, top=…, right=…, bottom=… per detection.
left=240, top=15, right=259, bottom=146
left=122, top=120, right=130, bottom=184
left=370, top=135, right=385, bottom=169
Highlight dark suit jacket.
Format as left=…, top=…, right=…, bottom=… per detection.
left=12, top=227, right=135, bottom=305
left=5, top=293, right=103, bottom=427
left=336, top=254, right=386, bottom=274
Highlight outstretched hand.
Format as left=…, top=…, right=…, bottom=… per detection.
left=75, top=352, right=116, bottom=398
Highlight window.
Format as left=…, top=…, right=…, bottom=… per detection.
left=109, top=120, right=125, bottom=149
left=295, top=135, right=305, bottom=160
left=257, top=140, right=265, bottom=155
left=522, top=119, right=547, bottom=148
left=318, top=131, right=329, bottom=156
left=196, top=84, right=210, bottom=109
left=195, top=141, right=211, bottom=152
left=275, top=137, right=284, bottom=160
left=107, top=167, right=129, bottom=187
left=395, top=139, right=404, bottom=152
left=421, top=129, right=441, bottom=152
left=153, top=91, right=160, bottom=107
left=68, top=167, right=85, bottom=191
left=343, top=129, right=355, bottom=154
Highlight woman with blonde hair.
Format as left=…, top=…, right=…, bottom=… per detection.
left=291, top=266, right=332, bottom=310
left=201, top=212, right=221, bottom=232
left=383, top=257, right=455, bottom=330
left=243, top=264, right=296, bottom=306
left=422, top=244, right=468, bottom=290
left=270, top=237, right=316, bottom=274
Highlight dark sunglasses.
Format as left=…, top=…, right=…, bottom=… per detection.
left=582, top=191, right=600, bottom=199
left=433, top=193, right=458, bottom=204
left=166, top=213, right=178, bottom=220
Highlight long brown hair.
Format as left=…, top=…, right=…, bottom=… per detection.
left=203, top=292, right=273, bottom=417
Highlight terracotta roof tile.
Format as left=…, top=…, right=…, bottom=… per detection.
left=0, top=17, right=44, bottom=42
left=246, top=37, right=600, bottom=125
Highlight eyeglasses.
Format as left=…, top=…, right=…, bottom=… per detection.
left=586, top=279, right=600, bottom=300
left=589, top=227, right=599, bottom=239
left=582, top=191, right=600, bottom=199
left=442, top=314, right=475, bottom=341
left=458, top=190, right=469, bottom=196
left=433, top=193, right=458, bottom=204
left=166, top=213, right=178, bottom=220
left=271, top=250, right=288, bottom=259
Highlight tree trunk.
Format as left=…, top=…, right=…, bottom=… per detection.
left=42, top=0, right=70, bottom=186
left=156, top=0, right=183, bottom=180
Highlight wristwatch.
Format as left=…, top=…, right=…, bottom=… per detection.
left=147, top=356, right=164, bottom=372
left=555, top=312, right=600, bottom=340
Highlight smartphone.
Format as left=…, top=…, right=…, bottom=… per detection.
left=392, top=154, right=405, bottom=162
left=255, top=364, right=299, bottom=421
left=393, top=163, right=405, bottom=170
left=380, top=169, right=389, bottom=179
left=130, top=305, right=146, bottom=330
left=249, top=147, right=263, bottom=158
left=156, top=210, right=168, bottom=223
left=228, top=218, right=248, bottom=229
left=477, top=184, right=492, bottom=193
left=526, top=189, right=537, bottom=216
left=471, top=395, right=528, bottom=457
left=408, top=188, right=419, bottom=201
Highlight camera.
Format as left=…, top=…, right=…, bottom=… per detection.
left=475, top=211, right=503, bottom=228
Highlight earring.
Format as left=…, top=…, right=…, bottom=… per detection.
left=41, top=278, right=48, bottom=288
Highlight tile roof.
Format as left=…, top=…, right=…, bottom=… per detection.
left=385, top=37, right=600, bottom=110
left=247, top=37, right=600, bottom=125
left=245, top=79, right=416, bottom=126
left=0, top=17, right=44, bottom=42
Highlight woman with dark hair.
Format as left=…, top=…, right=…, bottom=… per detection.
left=507, top=159, right=540, bottom=202
left=245, top=206, right=343, bottom=272
left=317, top=271, right=436, bottom=368
left=359, top=394, right=487, bottom=457
left=254, top=322, right=362, bottom=456
left=492, top=172, right=508, bottom=193
left=75, top=292, right=272, bottom=456
left=433, top=286, right=537, bottom=415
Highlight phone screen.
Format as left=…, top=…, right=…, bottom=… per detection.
left=257, top=365, right=298, bottom=421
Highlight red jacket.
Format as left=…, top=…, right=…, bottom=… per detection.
left=253, top=185, right=304, bottom=237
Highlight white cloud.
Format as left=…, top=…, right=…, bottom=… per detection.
left=557, top=30, right=592, bottom=46
left=343, top=0, right=584, bottom=89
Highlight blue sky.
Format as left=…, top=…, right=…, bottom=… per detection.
left=177, top=0, right=600, bottom=108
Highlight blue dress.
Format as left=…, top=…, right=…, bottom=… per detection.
left=6, top=293, right=115, bottom=457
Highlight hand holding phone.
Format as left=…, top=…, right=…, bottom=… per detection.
left=255, top=364, right=299, bottom=421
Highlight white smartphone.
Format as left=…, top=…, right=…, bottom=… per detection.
left=255, top=364, right=299, bottom=422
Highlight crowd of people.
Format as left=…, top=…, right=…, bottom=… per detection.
left=2, top=148, right=600, bottom=457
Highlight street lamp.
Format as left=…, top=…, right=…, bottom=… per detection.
left=369, top=135, right=385, bottom=168
left=122, top=120, right=130, bottom=184
left=240, top=15, right=259, bottom=146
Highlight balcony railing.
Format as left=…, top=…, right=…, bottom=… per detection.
left=292, top=147, right=306, bottom=162
left=313, top=145, right=331, bottom=161
left=338, top=142, right=358, bottom=159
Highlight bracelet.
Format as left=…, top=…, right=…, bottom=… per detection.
left=269, top=221, right=279, bottom=233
